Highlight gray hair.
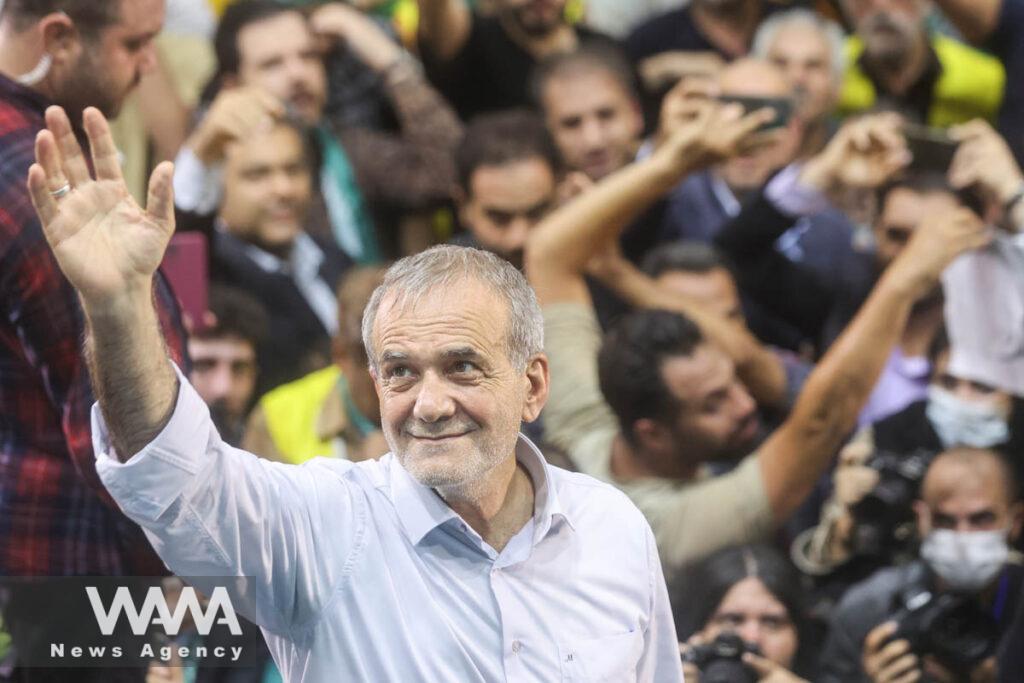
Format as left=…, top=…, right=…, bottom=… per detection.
left=752, top=8, right=847, bottom=84
left=361, top=245, right=545, bottom=371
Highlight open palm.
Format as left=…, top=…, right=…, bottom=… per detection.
left=27, top=106, right=175, bottom=303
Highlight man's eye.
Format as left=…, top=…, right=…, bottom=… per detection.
left=387, top=366, right=413, bottom=379
left=452, top=361, right=477, bottom=374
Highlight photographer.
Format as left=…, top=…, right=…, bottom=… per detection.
left=676, top=545, right=816, bottom=682
left=819, top=447, right=1024, bottom=682
left=792, top=336, right=1024, bottom=588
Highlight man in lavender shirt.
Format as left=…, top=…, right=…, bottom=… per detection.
left=25, top=105, right=683, bottom=682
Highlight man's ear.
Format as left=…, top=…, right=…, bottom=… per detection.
left=1009, top=501, right=1024, bottom=542
left=521, top=354, right=550, bottom=423
left=454, top=186, right=473, bottom=227
left=369, top=366, right=383, bottom=401
left=632, top=418, right=672, bottom=455
left=39, top=12, right=78, bottom=64
left=913, top=500, right=932, bottom=538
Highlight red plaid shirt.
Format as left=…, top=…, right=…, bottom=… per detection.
left=0, top=73, right=189, bottom=577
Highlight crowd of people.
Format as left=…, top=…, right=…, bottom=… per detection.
left=1, top=0, right=1024, bottom=681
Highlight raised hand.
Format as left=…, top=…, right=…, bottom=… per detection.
left=800, top=113, right=910, bottom=193
left=26, top=106, right=175, bottom=306
left=187, top=87, right=284, bottom=165
left=310, top=3, right=403, bottom=72
left=657, top=93, right=776, bottom=173
left=862, top=622, right=919, bottom=683
left=949, top=119, right=1024, bottom=219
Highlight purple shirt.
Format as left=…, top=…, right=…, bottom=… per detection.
left=858, top=347, right=932, bottom=427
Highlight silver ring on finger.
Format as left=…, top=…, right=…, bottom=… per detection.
left=50, top=182, right=71, bottom=199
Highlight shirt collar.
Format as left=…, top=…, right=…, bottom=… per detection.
left=0, top=71, right=51, bottom=117
left=214, top=221, right=323, bottom=275
left=389, top=433, right=576, bottom=547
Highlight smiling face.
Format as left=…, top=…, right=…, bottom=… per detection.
left=541, top=68, right=643, bottom=181
left=371, top=279, right=548, bottom=490
left=219, top=124, right=312, bottom=255
left=234, top=11, right=326, bottom=125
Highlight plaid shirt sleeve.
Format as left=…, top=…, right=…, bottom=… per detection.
left=0, top=82, right=189, bottom=576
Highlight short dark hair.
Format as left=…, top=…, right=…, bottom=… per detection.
left=671, top=544, right=816, bottom=676
left=598, top=309, right=704, bottom=445
left=194, top=285, right=269, bottom=349
left=876, top=170, right=956, bottom=215
left=641, top=241, right=735, bottom=279
left=3, top=0, right=119, bottom=35
left=530, top=42, right=639, bottom=108
left=200, top=0, right=298, bottom=103
left=455, top=109, right=561, bottom=190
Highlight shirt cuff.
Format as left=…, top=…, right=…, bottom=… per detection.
left=93, top=362, right=215, bottom=523
left=172, top=147, right=223, bottom=214
left=764, top=163, right=831, bottom=217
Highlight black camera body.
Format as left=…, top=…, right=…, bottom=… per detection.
left=681, top=633, right=760, bottom=683
left=890, top=587, right=999, bottom=676
left=850, top=449, right=935, bottom=558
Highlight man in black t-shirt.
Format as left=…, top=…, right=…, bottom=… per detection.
left=626, top=0, right=784, bottom=95
left=417, top=0, right=615, bottom=121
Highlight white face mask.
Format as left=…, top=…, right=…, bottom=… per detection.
left=925, top=385, right=1010, bottom=449
left=920, top=528, right=1009, bottom=592
left=16, top=52, right=52, bottom=87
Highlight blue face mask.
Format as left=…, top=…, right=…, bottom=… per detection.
left=925, top=385, right=1010, bottom=449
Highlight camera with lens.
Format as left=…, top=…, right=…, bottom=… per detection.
left=889, top=587, right=999, bottom=677
left=681, top=633, right=760, bottom=683
left=849, top=449, right=935, bottom=558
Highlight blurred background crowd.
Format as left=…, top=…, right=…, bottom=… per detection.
left=2, top=0, right=1024, bottom=681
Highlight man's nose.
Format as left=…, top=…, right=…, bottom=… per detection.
left=138, top=42, right=159, bottom=76
left=412, top=371, right=456, bottom=423
left=207, top=364, right=233, bottom=400
left=580, top=118, right=605, bottom=147
left=732, top=384, right=757, bottom=421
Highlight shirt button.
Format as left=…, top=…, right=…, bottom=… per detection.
left=511, top=640, right=522, bottom=654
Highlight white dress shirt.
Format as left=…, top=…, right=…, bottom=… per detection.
left=93, top=367, right=683, bottom=682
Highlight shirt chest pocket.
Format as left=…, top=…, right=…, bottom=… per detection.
left=557, top=630, right=644, bottom=682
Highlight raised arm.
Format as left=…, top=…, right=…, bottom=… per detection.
left=932, top=0, right=1002, bottom=43
left=416, top=0, right=472, bottom=63
left=589, top=252, right=790, bottom=410
left=28, top=107, right=180, bottom=458
left=758, top=206, right=991, bottom=524
left=26, top=106, right=353, bottom=633
left=312, top=4, right=464, bottom=208
left=526, top=98, right=772, bottom=305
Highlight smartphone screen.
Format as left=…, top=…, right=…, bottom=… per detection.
left=717, top=95, right=794, bottom=131
left=903, top=123, right=960, bottom=173
left=160, top=233, right=208, bottom=333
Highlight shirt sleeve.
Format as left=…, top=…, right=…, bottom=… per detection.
left=172, top=147, right=223, bottom=214
left=541, top=303, right=619, bottom=456
left=637, top=520, right=685, bottom=683
left=93, top=363, right=366, bottom=637
left=337, top=63, right=464, bottom=210
left=640, top=455, right=774, bottom=573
